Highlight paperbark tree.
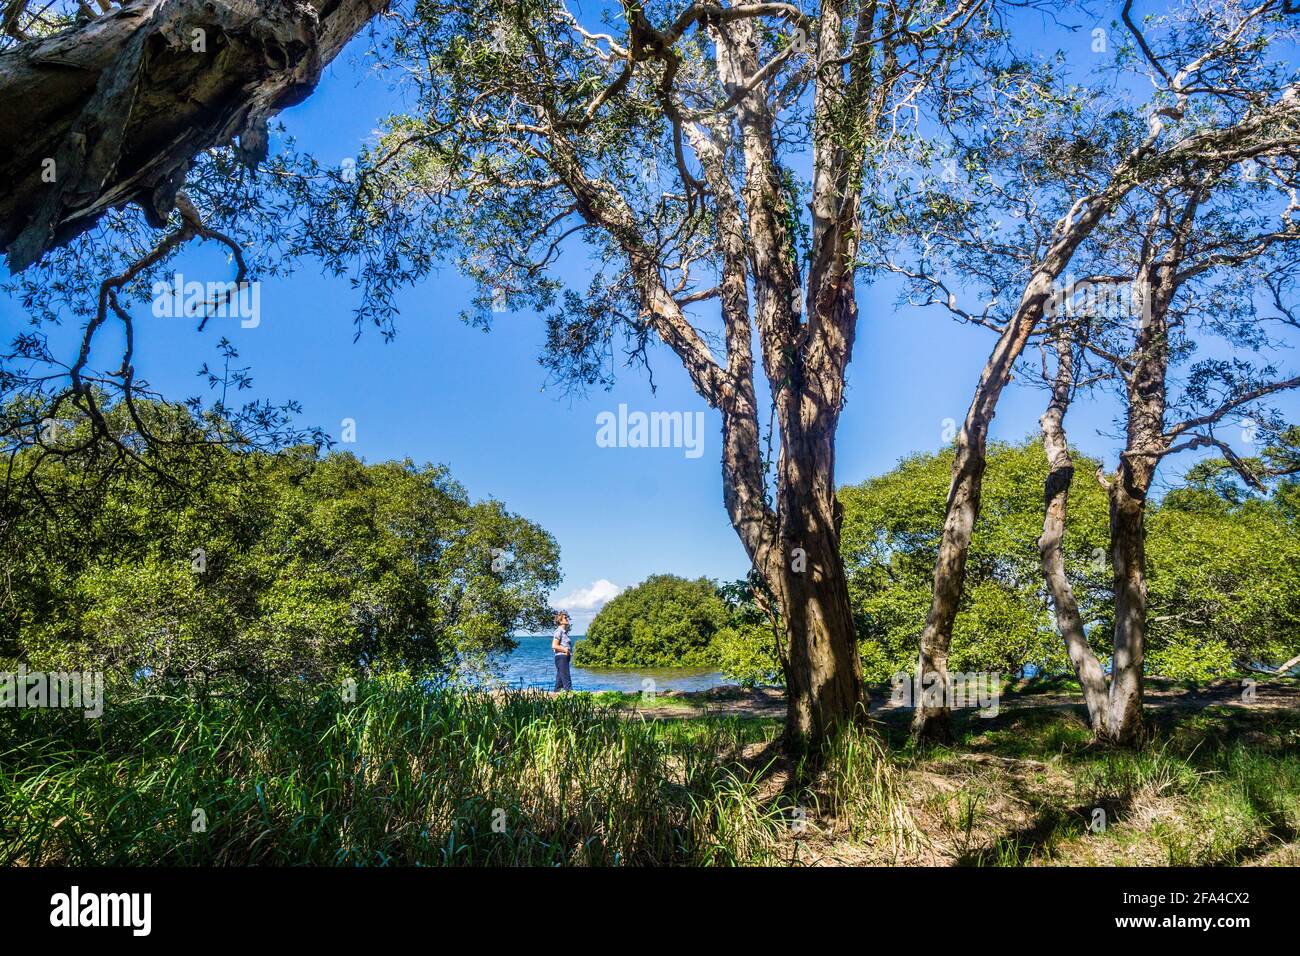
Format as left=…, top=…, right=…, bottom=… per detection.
left=1093, top=183, right=1299, bottom=742
left=1035, top=329, right=1109, bottom=730
left=279, top=0, right=1001, bottom=753
left=1019, top=122, right=1300, bottom=739
left=883, top=0, right=1300, bottom=740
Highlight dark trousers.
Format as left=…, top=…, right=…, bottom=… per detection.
left=554, top=653, right=572, bottom=691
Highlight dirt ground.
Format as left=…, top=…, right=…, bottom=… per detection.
left=613, top=677, right=1300, bottom=866
left=628, top=676, right=1300, bottom=724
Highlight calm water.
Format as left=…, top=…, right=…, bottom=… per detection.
left=489, top=636, right=727, bottom=693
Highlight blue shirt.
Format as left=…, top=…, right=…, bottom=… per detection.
left=554, top=626, right=571, bottom=655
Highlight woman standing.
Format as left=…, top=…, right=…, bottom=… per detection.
left=551, top=611, right=573, bottom=692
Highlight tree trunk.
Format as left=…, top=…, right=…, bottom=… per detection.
left=911, top=406, right=987, bottom=743
left=1037, top=338, right=1108, bottom=732
left=0, top=0, right=388, bottom=271
left=1102, top=247, right=1179, bottom=746
left=1106, top=471, right=1149, bottom=745
left=905, top=124, right=1218, bottom=741
left=555, top=86, right=867, bottom=758
left=680, top=113, right=864, bottom=753
left=771, top=434, right=866, bottom=754
left=912, top=274, right=1053, bottom=741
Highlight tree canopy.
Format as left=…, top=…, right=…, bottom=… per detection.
left=2, top=0, right=1300, bottom=751
left=573, top=574, right=729, bottom=668
left=840, top=439, right=1300, bottom=683
left=1, top=397, right=560, bottom=688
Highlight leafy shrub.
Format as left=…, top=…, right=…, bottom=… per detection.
left=573, top=574, right=728, bottom=667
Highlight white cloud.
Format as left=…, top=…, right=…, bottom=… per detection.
left=556, top=579, right=622, bottom=612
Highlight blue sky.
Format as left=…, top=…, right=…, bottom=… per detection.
left=4, top=5, right=1298, bottom=632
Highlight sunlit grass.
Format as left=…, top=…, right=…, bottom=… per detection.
left=943, top=699, right=1300, bottom=866
left=3, top=680, right=1296, bottom=866
left=0, top=684, right=797, bottom=866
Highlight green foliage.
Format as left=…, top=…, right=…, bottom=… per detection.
left=0, top=682, right=788, bottom=866
left=1, top=400, right=559, bottom=688
left=712, top=578, right=781, bottom=687
left=1148, top=481, right=1300, bottom=675
left=843, top=439, right=1300, bottom=681
left=712, top=619, right=781, bottom=688
left=840, top=439, right=1109, bottom=682
left=715, top=439, right=1300, bottom=684
left=573, top=574, right=729, bottom=668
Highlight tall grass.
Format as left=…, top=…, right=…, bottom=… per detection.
left=13, top=679, right=1287, bottom=866
left=811, top=723, right=922, bottom=857
left=0, top=684, right=796, bottom=865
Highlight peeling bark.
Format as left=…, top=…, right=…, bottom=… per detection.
left=710, top=9, right=868, bottom=753
left=773, top=500, right=866, bottom=750
left=910, top=95, right=1300, bottom=742
left=1106, top=471, right=1151, bottom=745
left=1037, top=333, right=1109, bottom=733
left=0, top=0, right=388, bottom=271
left=912, top=269, right=1054, bottom=742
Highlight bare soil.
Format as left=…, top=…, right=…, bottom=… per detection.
left=625, top=676, right=1300, bottom=724
left=619, top=677, right=1300, bottom=866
